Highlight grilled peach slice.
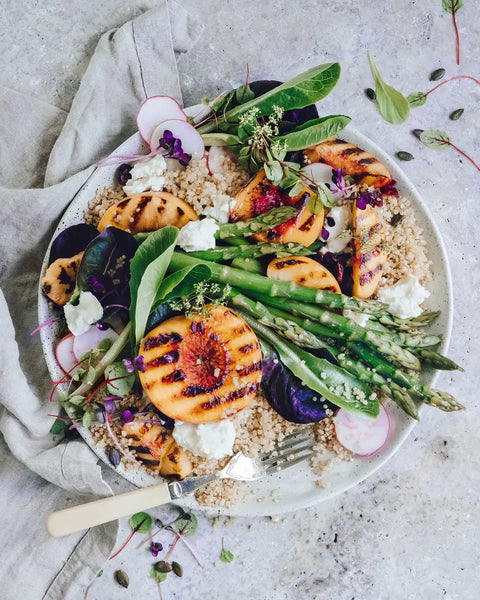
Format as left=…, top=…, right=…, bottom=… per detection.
left=267, top=256, right=341, bottom=293
left=123, top=421, right=193, bottom=479
left=351, top=199, right=386, bottom=298
left=41, top=251, right=83, bottom=306
left=97, top=191, right=198, bottom=234
left=231, top=169, right=323, bottom=247
left=304, top=138, right=392, bottom=188
left=139, top=305, right=262, bottom=424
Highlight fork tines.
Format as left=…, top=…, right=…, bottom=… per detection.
left=260, top=431, right=315, bottom=474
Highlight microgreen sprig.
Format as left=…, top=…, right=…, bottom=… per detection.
left=169, top=282, right=232, bottom=318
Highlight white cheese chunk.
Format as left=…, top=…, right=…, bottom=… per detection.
left=123, top=155, right=167, bottom=195
left=377, top=275, right=430, bottom=319
left=172, top=420, right=236, bottom=459
left=64, top=291, right=103, bottom=336
left=176, top=218, right=219, bottom=252
left=202, top=194, right=231, bottom=224
left=322, top=205, right=352, bottom=253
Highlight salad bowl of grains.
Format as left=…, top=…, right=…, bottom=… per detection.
left=39, top=64, right=463, bottom=517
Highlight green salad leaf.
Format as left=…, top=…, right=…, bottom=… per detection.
left=274, top=115, right=351, bottom=151
left=368, top=52, right=410, bottom=124
left=129, top=226, right=178, bottom=346
left=407, top=91, right=427, bottom=108
left=442, top=0, right=463, bottom=14
left=197, top=63, right=342, bottom=133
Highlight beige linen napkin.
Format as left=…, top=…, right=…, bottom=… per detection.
left=0, top=3, right=203, bottom=598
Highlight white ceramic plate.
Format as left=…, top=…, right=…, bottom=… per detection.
left=38, top=109, right=453, bottom=517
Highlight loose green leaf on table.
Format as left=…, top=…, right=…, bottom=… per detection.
left=175, top=511, right=198, bottom=536
left=442, top=0, right=464, bottom=65
left=220, top=549, right=234, bottom=563
left=419, top=129, right=452, bottom=151
left=367, top=52, right=410, bottom=124
left=129, top=511, right=153, bottom=533
left=407, top=92, right=427, bottom=108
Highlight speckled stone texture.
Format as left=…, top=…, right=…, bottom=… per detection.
left=1, top=0, right=479, bottom=598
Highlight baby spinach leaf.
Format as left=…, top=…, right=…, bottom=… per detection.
left=235, top=84, right=255, bottom=104
left=197, top=63, right=341, bottom=131
left=74, top=227, right=138, bottom=307
left=442, top=0, right=463, bottom=14
left=129, top=227, right=178, bottom=346
left=419, top=129, right=452, bottom=151
left=274, top=115, right=351, bottom=151
left=407, top=91, right=427, bottom=108
left=368, top=52, right=410, bottom=124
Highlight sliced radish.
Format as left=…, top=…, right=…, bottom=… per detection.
left=136, top=96, right=187, bottom=146
left=303, top=162, right=335, bottom=186
left=55, top=333, right=77, bottom=375
left=334, top=403, right=390, bottom=456
left=72, top=325, right=119, bottom=361
left=207, top=146, right=236, bottom=175
left=150, top=119, right=205, bottom=159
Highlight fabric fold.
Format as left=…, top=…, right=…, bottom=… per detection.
left=0, top=2, right=203, bottom=598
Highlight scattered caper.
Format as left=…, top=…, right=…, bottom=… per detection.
left=412, top=129, right=424, bottom=140
left=154, top=560, right=173, bottom=573
left=172, top=561, right=184, bottom=577
left=365, top=88, right=376, bottom=101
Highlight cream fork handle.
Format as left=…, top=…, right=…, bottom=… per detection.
left=46, top=482, right=172, bottom=538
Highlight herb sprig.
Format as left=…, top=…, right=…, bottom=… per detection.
left=442, top=0, right=464, bottom=65
left=418, top=128, right=480, bottom=171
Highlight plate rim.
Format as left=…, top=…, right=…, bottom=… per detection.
left=38, top=120, right=453, bottom=517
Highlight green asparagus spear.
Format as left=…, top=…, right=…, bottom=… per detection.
left=412, top=348, right=463, bottom=371
left=169, top=252, right=388, bottom=315
left=215, top=206, right=297, bottom=239
left=376, top=311, right=441, bottom=331
left=229, top=290, right=419, bottom=419
left=349, top=342, right=465, bottom=412
left=187, top=240, right=320, bottom=262
left=239, top=292, right=421, bottom=371
left=236, top=309, right=380, bottom=418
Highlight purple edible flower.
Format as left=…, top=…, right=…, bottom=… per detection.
left=104, top=396, right=120, bottom=413
left=331, top=168, right=355, bottom=197
left=122, top=358, right=135, bottom=373
left=134, top=355, right=146, bottom=372
left=151, top=542, right=163, bottom=557
left=117, top=163, right=133, bottom=186
left=357, top=191, right=384, bottom=210
left=158, top=130, right=192, bottom=167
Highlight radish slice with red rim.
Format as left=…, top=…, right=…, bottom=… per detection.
left=150, top=119, right=205, bottom=160
left=303, top=162, right=335, bottom=185
left=72, top=325, right=119, bottom=362
left=136, top=96, right=187, bottom=146
left=207, top=145, right=236, bottom=175
left=333, top=403, right=390, bottom=456
left=55, top=333, right=77, bottom=375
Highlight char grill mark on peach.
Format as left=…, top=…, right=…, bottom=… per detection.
left=143, top=332, right=183, bottom=351
left=183, top=381, right=223, bottom=397
left=359, top=264, right=384, bottom=286
left=147, top=350, right=180, bottom=367
left=235, top=361, right=262, bottom=376
left=274, top=258, right=306, bottom=269
left=162, top=370, right=185, bottom=383
left=299, top=214, right=315, bottom=232
left=238, top=343, right=257, bottom=354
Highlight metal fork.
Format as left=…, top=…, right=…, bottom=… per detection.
left=46, top=432, right=314, bottom=538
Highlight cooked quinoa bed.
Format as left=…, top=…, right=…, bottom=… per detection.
left=84, top=156, right=431, bottom=508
